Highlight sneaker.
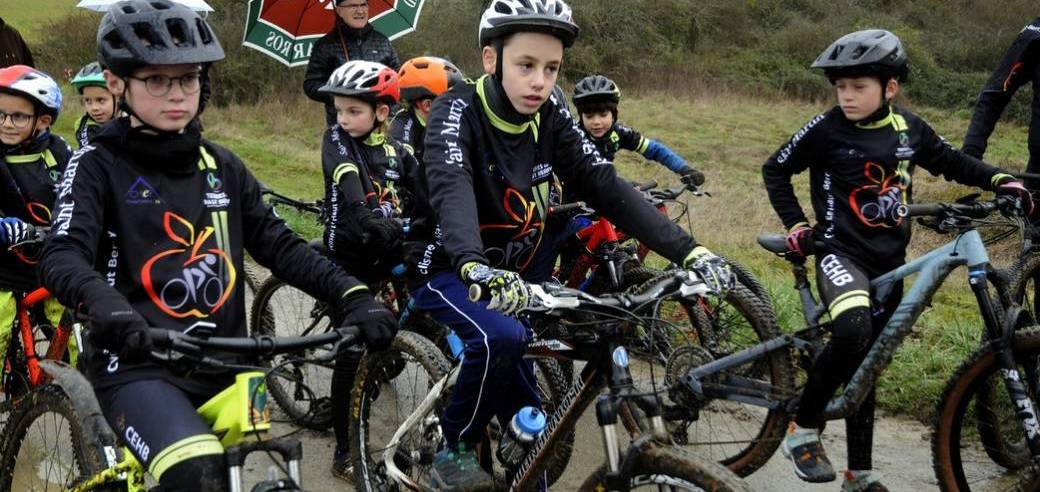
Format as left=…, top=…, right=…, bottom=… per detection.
left=780, top=423, right=836, bottom=483
left=331, top=447, right=355, bottom=485
left=430, top=443, right=493, bottom=492
left=841, top=470, right=888, bottom=492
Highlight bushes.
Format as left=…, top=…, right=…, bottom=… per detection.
left=28, top=0, right=1040, bottom=120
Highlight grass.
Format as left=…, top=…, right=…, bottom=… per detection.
left=50, top=74, right=1029, bottom=422
left=4, top=0, right=79, bottom=43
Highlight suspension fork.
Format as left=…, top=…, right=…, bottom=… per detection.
left=972, top=267, right=1040, bottom=460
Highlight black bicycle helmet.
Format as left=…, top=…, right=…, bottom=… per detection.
left=572, top=75, right=620, bottom=107
left=478, top=0, right=579, bottom=48
left=811, top=29, right=908, bottom=82
left=97, top=0, right=225, bottom=77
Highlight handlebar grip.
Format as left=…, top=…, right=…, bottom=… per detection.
left=899, top=203, right=945, bottom=218
left=468, top=283, right=486, bottom=303
left=636, top=180, right=658, bottom=192
left=549, top=202, right=586, bottom=215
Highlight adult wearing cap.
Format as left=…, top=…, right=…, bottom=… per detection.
left=303, top=0, right=400, bottom=126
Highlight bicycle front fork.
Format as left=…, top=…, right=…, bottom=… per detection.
left=973, top=268, right=1040, bottom=462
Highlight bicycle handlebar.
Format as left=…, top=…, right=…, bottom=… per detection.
left=148, top=326, right=360, bottom=357
left=898, top=197, right=1010, bottom=220
left=262, top=189, right=323, bottom=216
left=467, top=270, right=710, bottom=313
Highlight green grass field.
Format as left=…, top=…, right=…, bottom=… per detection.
left=4, top=0, right=79, bottom=43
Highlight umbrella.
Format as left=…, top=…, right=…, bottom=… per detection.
left=243, top=0, right=425, bottom=67
left=76, top=0, right=214, bottom=12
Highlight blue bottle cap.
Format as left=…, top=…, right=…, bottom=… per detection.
left=515, top=406, right=546, bottom=434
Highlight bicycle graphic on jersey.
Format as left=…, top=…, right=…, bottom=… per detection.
left=850, top=161, right=908, bottom=228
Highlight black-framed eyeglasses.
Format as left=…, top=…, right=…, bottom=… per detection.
left=338, top=2, right=368, bottom=10
left=0, top=111, right=33, bottom=129
left=127, top=73, right=202, bottom=97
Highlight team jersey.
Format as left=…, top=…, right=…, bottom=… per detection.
left=407, top=75, right=696, bottom=284
left=42, top=118, right=364, bottom=392
left=963, top=17, right=1040, bottom=157
left=763, top=105, right=1006, bottom=267
left=321, top=126, right=419, bottom=276
left=0, top=133, right=71, bottom=290
left=581, top=122, right=649, bottom=162
left=389, top=107, right=427, bottom=163
left=74, top=114, right=103, bottom=149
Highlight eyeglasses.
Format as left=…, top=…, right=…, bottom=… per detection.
left=0, top=111, right=33, bottom=129
left=338, top=2, right=368, bottom=10
left=127, top=73, right=202, bottom=97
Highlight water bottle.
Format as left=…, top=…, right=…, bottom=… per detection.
left=497, top=406, right=547, bottom=468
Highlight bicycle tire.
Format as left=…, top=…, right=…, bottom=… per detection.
left=622, top=275, right=794, bottom=477
left=351, top=331, right=452, bottom=491
left=250, top=276, right=335, bottom=430
left=973, top=254, right=1040, bottom=469
left=717, top=253, right=768, bottom=300
left=932, top=326, right=1040, bottom=491
left=242, top=260, right=265, bottom=334
left=0, top=384, right=114, bottom=491
left=579, top=443, right=751, bottom=492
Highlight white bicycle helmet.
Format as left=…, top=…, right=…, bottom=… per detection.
left=478, top=0, right=579, bottom=48
left=0, top=65, right=62, bottom=119
left=319, top=60, right=400, bottom=105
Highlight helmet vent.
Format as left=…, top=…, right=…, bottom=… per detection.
left=132, top=22, right=163, bottom=48
left=166, top=18, right=190, bottom=46
left=196, top=19, right=213, bottom=44
left=151, top=1, right=170, bottom=9
left=103, top=31, right=127, bottom=50
left=852, top=46, right=868, bottom=59
left=120, top=4, right=138, bottom=13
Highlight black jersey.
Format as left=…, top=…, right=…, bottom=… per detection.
left=407, top=75, right=695, bottom=284
left=74, top=114, right=103, bottom=150
left=763, top=105, right=1006, bottom=267
left=389, top=108, right=426, bottom=163
left=0, top=134, right=70, bottom=290
left=582, top=122, right=647, bottom=162
left=42, top=118, right=363, bottom=392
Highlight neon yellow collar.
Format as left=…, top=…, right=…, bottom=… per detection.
left=475, top=75, right=540, bottom=137
left=855, top=105, right=894, bottom=130
left=364, top=131, right=386, bottom=146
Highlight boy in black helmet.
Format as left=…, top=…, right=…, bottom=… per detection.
left=407, top=0, right=734, bottom=489
left=572, top=74, right=702, bottom=186
left=763, top=29, right=1031, bottom=491
left=40, top=1, right=397, bottom=490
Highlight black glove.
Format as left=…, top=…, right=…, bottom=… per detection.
left=82, top=281, right=152, bottom=363
left=338, top=291, right=398, bottom=351
left=357, top=207, right=402, bottom=250
left=678, top=166, right=706, bottom=187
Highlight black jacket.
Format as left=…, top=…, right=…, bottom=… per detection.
left=74, top=114, right=103, bottom=150
left=321, top=126, right=419, bottom=282
left=763, top=105, right=1006, bottom=268
left=303, top=22, right=400, bottom=125
left=964, top=17, right=1040, bottom=158
left=407, top=75, right=696, bottom=284
left=0, top=133, right=70, bottom=291
left=389, top=107, right=426, bottom=163
left=41, top=118, right=364, bottom=392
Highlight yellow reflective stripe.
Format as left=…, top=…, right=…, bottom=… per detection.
left=402, top=143, right=415, bottom=155
left=383, top=143, right=397, bottom=158
left=855, top=106, right=894, bottom=129
left=342, top=285, right=370, bottom=298
left=198, top=146, right=217, bottom=171
left=992, top=173, right=1014, bottom=187
left=364, top=131, right=386, bottom=147
left=636, top=137, right=650, bottom=154
left=416, top=110, right=427, bottom=127
left=148, top=434, right=223, bottom=480
left=476, top=74, right=540, bottom=141
left=333, top=162, right=359, bottom=184
left=827, top=290, right=870, bottom=317
left=4, top=153, right=44, bottom=164
left=533, top=181, right=549, bottom=219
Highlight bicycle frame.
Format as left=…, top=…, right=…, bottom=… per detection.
left=685, top=228, right=1024, bottom=422
left=11, top=287, right=71, bottom=389
left=383, top=321, right=672, bottom=491
left=560, top=201, right=668, bottom=291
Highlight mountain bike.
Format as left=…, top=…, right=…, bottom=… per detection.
left=0, top=324, right=367, bottom=491
left=636, top=196, right=1034, bottom=490
left=350, top=270, right=752, bottom=492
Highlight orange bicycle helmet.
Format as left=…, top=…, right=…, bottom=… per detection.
left=398, top=57, right=464, bottom=102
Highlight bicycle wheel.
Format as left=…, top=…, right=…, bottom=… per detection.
left=579, top=444, right=751, bottom=492
left=932, top=326, right=1040, bottom=491
left=242, top=260, right=264, bottom=334
left=623, top=274, right=794, bottom=477
left=717, top=254, right=768, bottom=301
left=251, top=276, right=335, bottom=430
left=0, top=385, right=112, bottom=491
left=351, top=331, right=451, bottom=491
